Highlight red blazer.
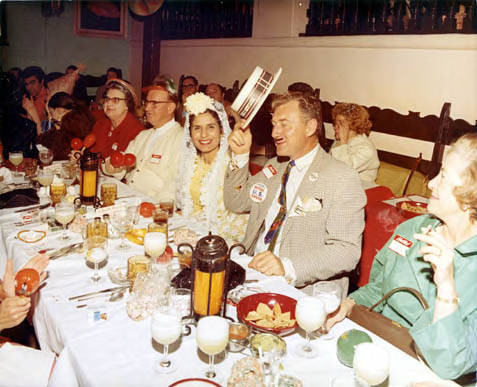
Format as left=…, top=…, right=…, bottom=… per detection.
left=90, top=112, right=144, bottom=158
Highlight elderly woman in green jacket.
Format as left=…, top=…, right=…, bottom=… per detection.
left=327, top=133, right=477, bottom=380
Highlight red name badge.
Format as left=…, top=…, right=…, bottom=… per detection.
left=388, top=235, right=413, bottom=257
left=150, top=154, right=162, bottom=165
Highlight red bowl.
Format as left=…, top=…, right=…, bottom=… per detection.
left=237, top=292, right=297, bottom=336
left=396, top=200, right=428, bottom=218
left=169, top=378, right=221, bottom=386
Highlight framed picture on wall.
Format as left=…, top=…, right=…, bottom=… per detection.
left=74, top=1, right=127, bottom=39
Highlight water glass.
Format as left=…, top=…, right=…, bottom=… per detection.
left=196, top=316, right=229, bottom=382
left=85, top=235, right=108, bottom=283
left=170, top=288, right=192, bottom=335
left=110, top=208, right=134, bottom=250
left=151, top=306, right=181, bottom=374
left=39, top=149, right=53, bottom=167
left=54, top=202, right=75, bottom=240
left=294, top=296, right=326, bottom=358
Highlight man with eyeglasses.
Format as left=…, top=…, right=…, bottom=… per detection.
left=105, top=83, right=183, bottom=202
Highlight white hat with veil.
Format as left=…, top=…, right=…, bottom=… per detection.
left=175, top=92, right=232, bottom=231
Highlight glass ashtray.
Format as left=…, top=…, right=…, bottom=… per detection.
left=107, top=266, right=130, bottom=286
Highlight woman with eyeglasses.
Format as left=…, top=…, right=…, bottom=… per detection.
left=37, top=92, right=95, bottom=160
left=89, top=79, right=144, bottom=158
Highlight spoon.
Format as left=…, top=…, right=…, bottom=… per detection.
left=76, top=289, right=127, bottom=308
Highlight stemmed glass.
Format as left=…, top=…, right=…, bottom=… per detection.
left=39, top=149, right=53, bottom=167
left=144, top=232, right=166, bottom=262
left=196, top=316, right=229, bottom=382
left=151, top=306, right=182, bottom=374
left=294, top=296, right=326, bottom=358
left=62, top=161, right=77, bottom=185
left=37, top=169, right=53, bottom=188
left=9, top=151, right=23, bottom=177
left=54, top=202, right=75, bottom=240
left=312, top=281, right=343, bottom=340
left=85, top=235, right=108, bottom=283
left=110, top=208, right=134, bottom=250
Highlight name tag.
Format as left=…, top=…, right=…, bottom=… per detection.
left=388, top=235, right=413, bottom=257
left=150, top=154, right=162, bottom=165
left=250, top=183, right=267, bottom=203
left=111, top=143, right=118, bottom=151
left=262, top=164, right=277, bottom=179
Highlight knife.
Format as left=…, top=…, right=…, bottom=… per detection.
left=69, top=285, right=129, bottom=301
left=49, top=242, right=83, bottom=260
left=14, top=203, right=50, bottom=213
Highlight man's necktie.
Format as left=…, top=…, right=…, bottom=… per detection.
left=263, top=160, right=295, bottom=253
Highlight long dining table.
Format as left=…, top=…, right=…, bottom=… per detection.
left=0, top=176, right=455, bottom=387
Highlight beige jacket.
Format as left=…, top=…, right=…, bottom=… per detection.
left=330, top=134, right=380, bottom=183
left=114, top=121, right=184, bottom=201
left=223, top=147, right=366, bottom=287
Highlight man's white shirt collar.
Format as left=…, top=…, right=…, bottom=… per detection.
left=153, top=119, right=176, bottom=136
left=292, top=145, right=319, bottom=172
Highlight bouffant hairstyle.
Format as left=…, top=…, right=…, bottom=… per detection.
left=271, top=93, right=322, bottom=135
left=103, top=80, right=136, bottom=113
left=448, top=133, right=477, bottom=223
left=332, top=103, right=372, bottom=136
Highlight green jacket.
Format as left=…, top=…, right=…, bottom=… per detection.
left=350, top=215, right=477, bottom=380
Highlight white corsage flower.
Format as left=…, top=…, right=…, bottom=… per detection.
left=184, top=92, right=215, bottom=116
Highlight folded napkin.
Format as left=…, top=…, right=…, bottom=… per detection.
left=0, top=342, right=55, bottom=387
left=0, top=188, right=39, bottom=209
left=0, top=167, right=13, bottom=184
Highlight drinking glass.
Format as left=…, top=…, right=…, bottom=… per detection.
left=196, top=316, right=229, bottom=382
left=62, top=161, right=77, bottom=185
left=110, top=208, right=134, bottom=250
left=170, top=288, right=192, bottom=335
left=37, top=169, right=53, bottom=188
left=312, top=281, right=343, bottom=340
left=50, top=181, right=67, bottom=206
left=85, top=235, right=108, bottom=283
left=54, top=202, right=75, bottom=240
left=152, top=208, right=168, bottom=238
left=24, top=159, right=38, bottom=179
left=9, top=151, right=23, bottom=177
left=159, top=201, right=174, bottom=217
left=144, top=231, right=166, bottom=263
left=294, top=296, right=326, bottom=358
left=100, top=183, right=117, bottom=207
left=151, top=306, right=182, bottom=374
left=39, top=149, right=53, bottom=167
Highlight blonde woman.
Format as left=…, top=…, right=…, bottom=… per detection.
left=330, top=103, right=379, bottom=184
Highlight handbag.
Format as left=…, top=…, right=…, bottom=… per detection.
left=348, top=286, right=429, bottom=359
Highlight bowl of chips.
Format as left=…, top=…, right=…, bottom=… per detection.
left=237, top=293, right=297, bottom=335
left=396, top=200, right=428, bottom=218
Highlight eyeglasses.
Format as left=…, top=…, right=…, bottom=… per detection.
left=142, top=99, right=172, bottom=107
left=103, top=96, right=127, bottom=104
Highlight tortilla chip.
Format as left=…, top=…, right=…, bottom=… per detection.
left=245, top=311, right=261, bottom=321
left=273, top=303, right=282, bottom=318
left=256, top=303, right=273, bottom=317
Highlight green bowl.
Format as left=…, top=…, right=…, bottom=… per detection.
left=336, top=329, right=372, bottom=367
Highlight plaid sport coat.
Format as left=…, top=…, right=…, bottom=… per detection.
left=224, top=146, right=366, bottom=287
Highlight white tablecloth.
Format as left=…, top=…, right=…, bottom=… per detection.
left=0, top=178, right=453, bottom=387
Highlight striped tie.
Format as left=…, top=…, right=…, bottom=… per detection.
left=264, top=160, right=295, bottom=252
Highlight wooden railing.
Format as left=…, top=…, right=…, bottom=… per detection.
left=303, top=0, right=477, bottom=36
left=157, top=0, right=253, bottom=40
